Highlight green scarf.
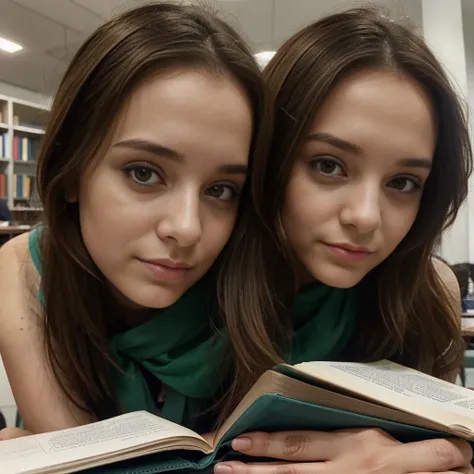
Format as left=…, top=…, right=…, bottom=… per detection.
left=108, top=280, right=359, bottom=428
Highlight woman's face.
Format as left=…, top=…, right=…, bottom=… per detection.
left=75, top=68, right=253, bottom=308
left=282, top=69, right=436, bottom=288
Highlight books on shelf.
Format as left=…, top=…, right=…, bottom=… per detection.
left=12, top=174, right=34, bottom=200
left=0, top=173, right=6, bottom=198
left=0, top=132, right=8, bottom=158
left=13, top=136, right=38, bottom=162
left=3, top=360, right=474, bottom=474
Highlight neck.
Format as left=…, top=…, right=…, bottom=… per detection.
left=106, top=281, right=157, bottom=328
left=294, top=260, right=317, bottom=290
left=121, top=307, right=157, bottom=328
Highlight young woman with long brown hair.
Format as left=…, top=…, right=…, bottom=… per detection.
left=0, top=1, right=271, bottom=435
left=215, top=6, right=474, bottom=474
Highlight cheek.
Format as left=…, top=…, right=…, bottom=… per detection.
left=382, top=200, right=420, bottom=250
left=282, top=172, right=330, bottom=238
left=80, top=169, right=149, bottom=228
left=202, top=211, right=237, bottom=258
left=78, top=172, right=138, bottom=258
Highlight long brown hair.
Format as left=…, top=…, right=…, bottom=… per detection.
left=219, top=6, right=472, bottom=420
left=36, top=2, right=272, bottom=420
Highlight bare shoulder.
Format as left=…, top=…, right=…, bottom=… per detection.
left=0, top=231, right=93, bottom=431
left=0, top=232, right=42, bottom=360
left=0, top=231, right=29, bottom=265
left=432, top=257, right=460, bottom=306
left=0, top=232, right=34, bottom=270
left=0, top=232, right=40, bottom=319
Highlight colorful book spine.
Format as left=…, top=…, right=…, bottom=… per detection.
left=0, top=132, right=8, bottom=158
left=0, top=173, right=6, bottom=198
left=13, top=136, right=39, bottom=162
left=13, top=174, right=33, bottom=199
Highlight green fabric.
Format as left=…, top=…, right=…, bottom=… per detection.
left=28, top=226, right=359, bottom=429
left=107, top=275, right=226, bottom=426
left=29, top=226, right=42, bottom=274
left=29, top=226, right=44, bottom=304
left=288, top=283, right=358, bottom=363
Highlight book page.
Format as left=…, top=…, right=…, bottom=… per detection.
left=293, top=360, right=474, bottom=432
left=0, top=411, right=209, bottom=474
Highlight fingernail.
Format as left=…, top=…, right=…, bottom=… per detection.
left=232, top=437, right=252, bottom=452
left=215, top=465, right=233, bottom=474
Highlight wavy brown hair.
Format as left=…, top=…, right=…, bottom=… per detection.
left=36, top=2, right=272, bottom=420
left=219, top=6, right=472, bottom=420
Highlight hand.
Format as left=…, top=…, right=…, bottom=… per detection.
left=214, top=428, right=473, bottom=474
left=0, top=427, right=32, bottom=440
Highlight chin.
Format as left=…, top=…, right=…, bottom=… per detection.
left=116, top=284, right=190, bottom=310
left=310, top=265, right=367, bottom=289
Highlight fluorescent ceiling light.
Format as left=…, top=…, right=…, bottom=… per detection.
left=0, top=37, right=23, bottom=54
left=255, top=50, right=276, bottom=68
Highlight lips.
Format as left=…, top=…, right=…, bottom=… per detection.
left=142, top=258, right=192, bottom=270
left=322, top=242, right=375, bottom=262
left=325, top=243, right=374, bottom=254
left=138, top=258, right=193, bottom=282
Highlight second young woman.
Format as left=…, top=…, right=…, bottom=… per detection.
left=216, top=6, right=473, bottom=474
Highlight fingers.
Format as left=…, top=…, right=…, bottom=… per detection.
left=0, top=427, right=32, bottom=440
left=214, top=461, right=326, bottom=474
left=230, top=431, right=340, bottom=462
left=396, top=438, right=473, bottom=473
left=230, top=428, right=396, bottom=462
left=227, top=429, right=472, bottom=473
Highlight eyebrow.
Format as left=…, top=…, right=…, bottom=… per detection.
left=113, top=139, right=248, bottom=175
left=305, top=132, right=432, bottom=170
left=306, top=132, right=363, bottom=155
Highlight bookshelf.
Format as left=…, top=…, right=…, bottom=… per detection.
left=0, top=94, right=49, bottom=225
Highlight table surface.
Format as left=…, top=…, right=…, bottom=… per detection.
left=0, top=224, right=32, bottom=235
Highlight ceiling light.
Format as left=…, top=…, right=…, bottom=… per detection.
left=255, top=50, right=276, bottom=68
left=0, top=37, right=23, bottom=54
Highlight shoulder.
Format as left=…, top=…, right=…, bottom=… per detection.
left=0, top=232, right=30, bottom=280
left=432, top=257, right=460, bottom=311
left=0, top=231, right=40, bottom=294
left=0, top=232, right=42, bottom=333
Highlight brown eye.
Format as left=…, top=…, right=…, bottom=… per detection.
left=387, top=177, right=421, bottom=193
left=310, top=157, right=345, bottom=177
left=124, top=164, right=161, bottom=186
left=205, top=184, right=239, bottom=201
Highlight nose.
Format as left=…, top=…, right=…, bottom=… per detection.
left=339, top=181, right=381, bottom=234
left=156, top=188, right=202, bottom=247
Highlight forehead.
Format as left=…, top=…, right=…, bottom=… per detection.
left=116, top=68, right=252, bottom=139
left=307, top=68, right=436, bottom=159
left=105, top=68, right=253, bottom=167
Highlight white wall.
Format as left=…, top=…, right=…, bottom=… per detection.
left=0, top=81, right=52, bottom=107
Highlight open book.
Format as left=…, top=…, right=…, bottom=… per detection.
left=3, top=359, right=474, bottom=474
